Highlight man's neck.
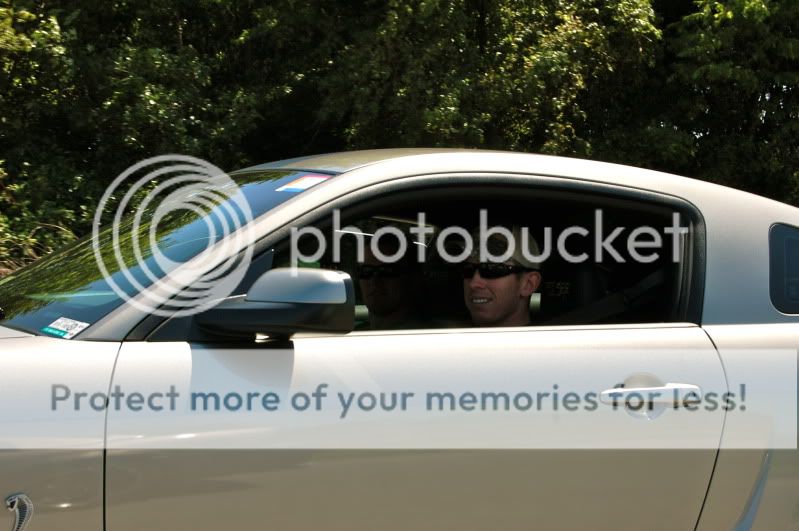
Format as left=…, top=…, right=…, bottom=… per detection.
left=500, top=306, right=531, bottom=327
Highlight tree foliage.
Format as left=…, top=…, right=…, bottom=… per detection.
left=0, top=0, right=797, bottom=270
left=668, top=0, right=799, bottom=198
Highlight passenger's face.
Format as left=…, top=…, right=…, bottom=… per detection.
left=463, top=263, right=540, bottom=326
left=359, top=253, right=410, bottom=316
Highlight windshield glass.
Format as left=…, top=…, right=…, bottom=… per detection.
left=0, top=169, right=334, bottom=337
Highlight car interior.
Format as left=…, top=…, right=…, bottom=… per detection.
left=271, top=184, right=694, bottom=330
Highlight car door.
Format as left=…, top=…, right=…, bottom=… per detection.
left=105, top=328, right=725, bottom=531
left=104, top=173, right=726, bottom=531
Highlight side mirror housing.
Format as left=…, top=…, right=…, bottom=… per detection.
left=195, top=268, right=354, bottom=338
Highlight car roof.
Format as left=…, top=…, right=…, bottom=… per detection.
left=240, top=148, right=797, bottom=212
left=239, top=148, right=494, bottom=174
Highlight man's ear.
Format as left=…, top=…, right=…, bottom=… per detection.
left=520, top=271, right=542, bottom=297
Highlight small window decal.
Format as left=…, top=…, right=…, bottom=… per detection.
left=41, top=317, right=90, bottom=339
left=275, top=174, right=330, bottom=192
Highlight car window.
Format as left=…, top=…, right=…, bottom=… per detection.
left=267, top=186, right=694, bottom=330
left=0, top=170, right=336, bottom=337
left=273, top=214, right=463, bottom=330
left=769, top=223, right=799, bottom=314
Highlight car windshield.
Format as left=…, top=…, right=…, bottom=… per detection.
left=0, top=169, right=335, bottom=337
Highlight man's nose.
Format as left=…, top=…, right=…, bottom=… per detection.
left=468, top=270, right=486, bottom=288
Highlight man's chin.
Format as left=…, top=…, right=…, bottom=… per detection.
left=468, top=308, right=498, bottom=326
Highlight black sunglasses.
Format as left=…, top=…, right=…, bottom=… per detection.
left=357, top=264, right=407, bottom=279
left=461, top=262, right=531, bottom=279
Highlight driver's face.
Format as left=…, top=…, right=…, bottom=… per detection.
left=359, top=251, right=411, bottom=316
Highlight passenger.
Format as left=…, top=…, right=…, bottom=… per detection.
left=462, top=226, right=542, bottom=327
left=357, top=235, right=425, bottom=330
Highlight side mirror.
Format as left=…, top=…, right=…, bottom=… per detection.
left=195, top=268, right=355, bottom=338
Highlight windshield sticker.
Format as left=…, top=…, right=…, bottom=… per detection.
left=275, top=174, right=330, bottom=192
left=41, top=317, right=91, bottom=339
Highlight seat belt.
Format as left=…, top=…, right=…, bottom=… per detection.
left=545, top=268, right=666, bottom=325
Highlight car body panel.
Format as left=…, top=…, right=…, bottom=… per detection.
left=106, top=325, right=725, bottom=530
left=0, top=335, right=119, bottom=531
left=0, top=450, right=103, bottom=531
left=0, top=324, right=33, bottom=339
left=697, top=324, right=799, bottom=531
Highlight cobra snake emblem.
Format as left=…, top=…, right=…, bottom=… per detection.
left=5, top=494, right=33, bottom=531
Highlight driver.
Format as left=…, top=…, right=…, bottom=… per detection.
left=357, top=235, right=425, bottom=330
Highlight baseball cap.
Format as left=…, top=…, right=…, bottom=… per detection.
left=463, top=225, right=542, bottom=270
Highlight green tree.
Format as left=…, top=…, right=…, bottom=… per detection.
left=316, top=0, right=661, bottom=155
left=666, top=0, right=799, bottom=202
left=2, top=0, right=799, bottom=272
left=0, top=0, right=79, bottom=268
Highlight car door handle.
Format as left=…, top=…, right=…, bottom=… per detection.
left=600, top=383, right=702, bottom=407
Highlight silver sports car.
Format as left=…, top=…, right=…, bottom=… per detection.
left=0, top=149, right=796, bottom=530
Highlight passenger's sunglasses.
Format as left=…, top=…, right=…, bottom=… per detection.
left=461, top=262, right=531, bottom=279
left=357, top=264, right=407, bottom=279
